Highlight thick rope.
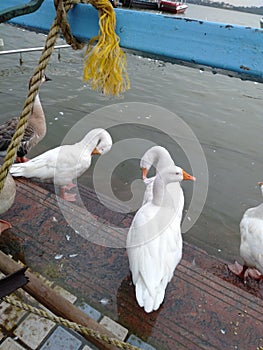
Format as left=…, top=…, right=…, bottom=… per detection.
left=3, top=295, right=141, bottom=350
left=0, top=2, right=70, bottom=193
left=0, top=0, right=129, bottom=193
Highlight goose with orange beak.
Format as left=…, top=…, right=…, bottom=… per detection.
left=10, top=128, right=112, bottom=201
left=140, top=146, right=188, bottom=225
left=127, top=165, right=195, bottom=313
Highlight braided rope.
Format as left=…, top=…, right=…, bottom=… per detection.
left=0, top=3, right=65, bottom=193
left=3, top=295, right=141, bottom=350
left=0, top=0, right=129, bottom=192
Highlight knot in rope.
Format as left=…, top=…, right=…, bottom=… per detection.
left=0, top=0, right=130, bottom=194
left=54, top=0, right=85, bottom=50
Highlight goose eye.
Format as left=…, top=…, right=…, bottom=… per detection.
left=175, top=172, right=180, bottom=175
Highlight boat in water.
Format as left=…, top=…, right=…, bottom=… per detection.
left=120, top=0, right=159, bottom=10
left=159, top=0, right=188, bottom=14
left=1, top=1, right=263, bottom=88
left=120, top=0, right=188, bottom=13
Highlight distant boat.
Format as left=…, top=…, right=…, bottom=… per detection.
left=159, top=0, right=188, bottom=14
left=120, top=0, right=159, bottom=10
left=2, top=0, right=263, bottom=84
left=260, top=17, right=263, bottom=28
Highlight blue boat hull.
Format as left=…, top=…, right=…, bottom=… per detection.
left=1, top=0, right=263, bottom=82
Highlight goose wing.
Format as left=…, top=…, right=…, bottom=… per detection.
left=0, top=117, right=35, bottom=157
left=127, top=203, right=182, bottom=312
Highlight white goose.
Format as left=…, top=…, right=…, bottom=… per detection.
left=10, top=128, right=112, bottom=202
left=0, top=73, right=51, bottom=162
left=228, top=182, right=263, bottom=281
left=127, top=165, right=195, bottom=313
left=0, top=172, right=16, bottom=233
left=140, top=146, right=185, bottom=223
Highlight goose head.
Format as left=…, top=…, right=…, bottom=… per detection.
left=29, top=72, right=51, bottom=89
left=157, top=165, right=196, bottom=185
left=153, top=165, right=195, bottom=206
left=83, top=129, right=113, bottom=156
left=140, top=146, right=174, bottom=180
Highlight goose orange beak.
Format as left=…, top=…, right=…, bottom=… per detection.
left=91, top=148, right=101, bottom=155
left=141, top=167, right=148, bottom=180
left=183, top=170, right=196, bottom=181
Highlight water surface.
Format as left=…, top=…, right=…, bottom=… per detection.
left=1, top=5, right=263, bottom=262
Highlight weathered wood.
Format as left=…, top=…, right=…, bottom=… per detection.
left=0, top=251, right=119, bottom=350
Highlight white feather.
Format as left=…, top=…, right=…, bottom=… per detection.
left=127, top=165, right=194, bottom=313
left=10, top=128, right=112, bottom=187
left=239, top=202, right=263, bottom=274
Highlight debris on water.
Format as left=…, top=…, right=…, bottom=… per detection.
left=75, top=230, right=79, bottom=234
left=69, top=254, right=78, bottom=258
left=66, top=234, right=71, bottom=241
left=220, top=329, right=226, bottom=334
left=187, top=216, right=191, bottom=221
left=54, top=117, right=58, bottom=120
left=59, top=111, right=64, bottom=115
left=52, top=216, right=58, bottom=222
left=100, top=297, right=110, bottom=305
left=54, top=254, right=63, bottom=260
left=218, top=249, right=222, bottom=252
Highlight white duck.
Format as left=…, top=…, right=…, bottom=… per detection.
left=140, top=146, right=185, bottom=223
left=228, top=182, right=263, bottom=281
left=0, top=172, right=16, bottom=233
left=0, top=73, right=51, bottom=162
left=10, top=128, right=112, bottom=202
left=127, top=165, right=195, bottom=313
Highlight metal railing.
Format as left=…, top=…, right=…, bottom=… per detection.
left=0, top=44, right=70, bottom=64
left=0, top=44, right=70, bottom=55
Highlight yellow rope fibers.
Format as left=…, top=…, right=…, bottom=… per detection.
left=84, top=0, right=130, bottom=95
left=0, top=0, right=129, bottom=193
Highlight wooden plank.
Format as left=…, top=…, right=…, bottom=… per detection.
left=0, top=251, right=121, bottom=350
left=1, top=178, right=263, bottom=349
left=0, top=0, right=263, bottom=82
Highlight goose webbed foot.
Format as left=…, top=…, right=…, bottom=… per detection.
left=228, top=261, right=248, bottom=280
left=228, top=261, right=263, bottom=282
left=16, top=156, right=30, bottom=163
left=0, top=219, right=12, bottom=234
left=59, top=186, right=76, bottom=202
left=64, top=182, right=76, bottom=191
